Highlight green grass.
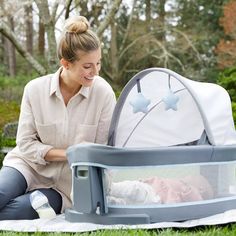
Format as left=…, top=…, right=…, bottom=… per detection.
left=1, top=224, right=236, bottom=235
left=0, top=99, right=19, bottom=165
left=0, top=99, right=20, bottom=130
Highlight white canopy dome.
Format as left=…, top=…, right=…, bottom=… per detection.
left=110, top=68, right=236, bottom=147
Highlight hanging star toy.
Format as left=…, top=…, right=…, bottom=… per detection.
left=162, top=89, right=179, bottom=111
left=130, top=92, right=151, bottom=113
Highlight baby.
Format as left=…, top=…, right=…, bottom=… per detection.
left=107, top=180, right=161, bottom=205
left=142, top=175, right=214, bottom=204
left=106, top=174, right=213, bottom=205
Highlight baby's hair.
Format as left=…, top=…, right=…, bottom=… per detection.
left=57, top=16, right=100, bottom=62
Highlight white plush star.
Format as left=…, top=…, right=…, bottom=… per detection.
left=130, top=93, right=151, bottom=113
left=162, top=90, right=179, bottom=111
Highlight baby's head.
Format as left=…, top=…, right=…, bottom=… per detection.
left=182, top=175, right=214, bottom=200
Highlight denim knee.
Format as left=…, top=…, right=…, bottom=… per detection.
left=0, top=166, right=27, bottom=210
left=0, top=196, right=38, bottom=220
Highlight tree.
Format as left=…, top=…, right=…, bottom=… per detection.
left=38, top=15, right=45, bottom=56
left=0, top=0, right=226, bottom=91
left=0, top=0, right=17, bottom=76
left=96, top=0, right=122, bottom=38
left=217, top=67, right=236, bottom=102
left=172, top=0, right=226, bottom=82
left=215, top=0, right=236, bottom=69
left=0, top=0, right=122, bottom=76
left=6, top=16, right=16, bottom=76
left=102, top=0, right=215, bottom=89
left=25, top=3, right=33, bottom=55
left=34, top=0, right=59, bottom=70
left=0, top=20, right=47, bottom=75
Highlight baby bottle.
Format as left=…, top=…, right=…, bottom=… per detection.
left=30, top=190, right=56, bottom=219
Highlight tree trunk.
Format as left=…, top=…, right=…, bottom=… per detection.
left=158, top=0, right=166, bottom=42
left=65, top=0, right=73, bottom=19
left=35, top=0, right=58, bottom=71
left=2, top=35, right=9, bottom=75
left=145, top=0, right=152, bottom=67
left=0, top=20, right=46, bottom=75
left=25, top=4, right=33, bottom=55
left=110, top=20, right=119, bottom=88
left=96, top=0, right=122, bottom=38
left=145, top=0, right=151, bottom=32
left=38, top=16, right=45, bottom=56
left=7, top=17, right=16, bottom=77
left=0, top=34, right=5, bottom=69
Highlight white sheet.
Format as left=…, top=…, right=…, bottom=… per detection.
left=1, top=210, right=236, bottom=232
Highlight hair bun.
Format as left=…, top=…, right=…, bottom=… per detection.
left=64, top=16, right=90, bottom=34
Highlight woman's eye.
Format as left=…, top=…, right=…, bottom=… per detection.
left=83, top=66, right=91, bottom=69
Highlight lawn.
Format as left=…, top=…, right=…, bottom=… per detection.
left=0, top=99, right=20, bottom=130
left=1, top=223, right=236, bottom=235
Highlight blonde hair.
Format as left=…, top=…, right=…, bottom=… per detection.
left=57, top=16, right=100, bottom=62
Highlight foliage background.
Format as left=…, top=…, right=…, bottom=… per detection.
left=1, top=0, right=236, bottom=154
left=1, top=2, right=236, bottom=235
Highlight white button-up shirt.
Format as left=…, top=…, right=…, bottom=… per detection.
left=3, top=67, right=116, bottom=212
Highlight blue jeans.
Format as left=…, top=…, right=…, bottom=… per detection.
left=0, top=166, right=62, bottom=220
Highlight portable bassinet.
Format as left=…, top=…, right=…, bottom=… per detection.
left=65, top=68, right=236, bottom=225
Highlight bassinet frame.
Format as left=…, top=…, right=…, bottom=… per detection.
left=65, top=68, right=236, bottom=224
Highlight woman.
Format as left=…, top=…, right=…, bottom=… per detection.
left=0, top=16, right=116, bottom=220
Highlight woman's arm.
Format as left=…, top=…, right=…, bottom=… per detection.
left=16, top=83, right=64, bottom=165
left=44, top=148, right=67, bottom=162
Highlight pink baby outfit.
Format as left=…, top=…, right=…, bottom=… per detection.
left=142, top=175, right=214, bottom=204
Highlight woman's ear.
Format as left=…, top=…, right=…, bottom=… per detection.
left=60, top=58, right=70, bottom=69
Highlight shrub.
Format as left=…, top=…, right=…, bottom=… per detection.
left=232, top=102, right=236, bottom=126
left=0, top=152, right=4, bottom=168
left=0, top=100, right=20, bottom=130
left=217, top=68, right=236, bottom=103
left=0, top=100, right=19, bottom=167
left=0, top=74, right=34, bottom=102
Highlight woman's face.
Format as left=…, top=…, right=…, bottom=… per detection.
left=67, top=48, right=102, bottom=87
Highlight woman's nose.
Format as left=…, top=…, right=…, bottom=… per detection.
left=92, top=65, right=100, bottom=76
left=94, top=67, right=99, bottom=75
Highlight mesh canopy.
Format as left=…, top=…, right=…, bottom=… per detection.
left=109, top=68, right=236, bottom=147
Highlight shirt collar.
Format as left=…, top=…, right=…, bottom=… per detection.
left=50, top=67, right=91, bottom=99
left=49, top=67, right=61, bottom=97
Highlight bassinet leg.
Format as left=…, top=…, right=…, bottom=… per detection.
left=71, top=166, right=105, bottom=214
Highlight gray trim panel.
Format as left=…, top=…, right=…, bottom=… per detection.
left=67, top=143, right=236, bottom=167
left=65, top=198, right=236, bottom=224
